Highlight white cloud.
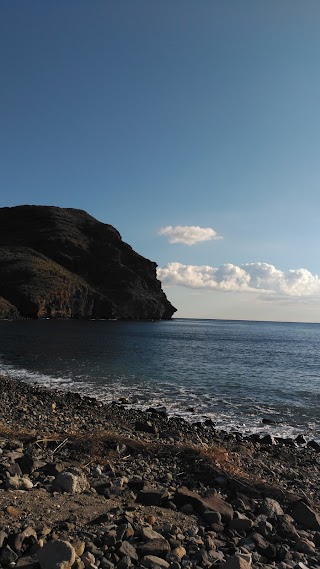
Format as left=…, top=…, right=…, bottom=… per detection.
left=159, top=225, right=222, bottom=245
left=157, top=262, right=320, bottom=298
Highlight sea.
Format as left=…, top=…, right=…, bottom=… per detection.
left=0, top=318, right=319, bottom=442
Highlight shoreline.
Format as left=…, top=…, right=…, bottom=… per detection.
left=0, top=374, right=319, bottom=568
left=1, top=367, right=319, bottom=445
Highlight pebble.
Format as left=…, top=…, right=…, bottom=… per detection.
left=37, top=540, right=76, bottom=569
left=0, top=376, right=319, bottom=569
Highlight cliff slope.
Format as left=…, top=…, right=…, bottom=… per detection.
left=0, top=205, right=176, bottom=320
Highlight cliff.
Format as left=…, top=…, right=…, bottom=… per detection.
left=0, top=205, right=176, bottom=320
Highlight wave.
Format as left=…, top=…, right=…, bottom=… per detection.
left=0, top=357, right=319, bottom=442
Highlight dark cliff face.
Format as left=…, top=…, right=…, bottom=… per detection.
left=0, top=205, right=176, bottom=320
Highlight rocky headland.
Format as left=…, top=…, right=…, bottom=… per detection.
left=0, top=375, right=319, bottom=569
left=0, top=206, right=176, bottom=320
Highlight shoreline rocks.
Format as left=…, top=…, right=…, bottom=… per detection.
left=0, top=375, right=319, bottom=568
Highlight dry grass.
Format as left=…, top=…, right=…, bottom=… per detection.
left=0, top=422, right=269, bottom=493
left=2, top=420, right=312, bottom=505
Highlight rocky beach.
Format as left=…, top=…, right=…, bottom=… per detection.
left=0, top=375, right=319, bottom=569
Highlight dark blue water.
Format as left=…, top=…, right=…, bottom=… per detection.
left=0, top=319, right=319, bottom=440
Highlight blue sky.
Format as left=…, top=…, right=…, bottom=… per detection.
left=1, top=1, right=320, bottom=321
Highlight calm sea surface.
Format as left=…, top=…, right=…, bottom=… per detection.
left=0, top=319, right=319, bottom=441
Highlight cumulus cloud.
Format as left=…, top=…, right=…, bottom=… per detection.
left=157, top=262, right=320, bottom=298
left=159, top=225, right=222, bottom=245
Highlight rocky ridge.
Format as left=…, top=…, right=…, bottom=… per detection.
left=0, top=375, right=319, bottom=569
left=0, top=205, right=176, bottom=320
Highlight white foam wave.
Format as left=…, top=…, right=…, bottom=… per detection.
left=0, top=359, right=318, bottom=442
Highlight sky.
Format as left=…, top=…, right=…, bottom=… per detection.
left=1, top=1, right=320, bottom=322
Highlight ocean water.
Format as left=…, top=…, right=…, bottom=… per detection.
left=0, top=318, right=319, bottom=441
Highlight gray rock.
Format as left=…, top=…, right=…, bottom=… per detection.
left=54, top=467, right=89, bottom=494
left=138, top=487, right=168, bottom=506
left=134, top=421, right=157, bottom=434
left=0, top=530, right=8, bottom=548
left=82, top=551, right=96, bottom=565
left=252, top=533, right=276, bottom=559
left=117, top=524, right=129, bottom=541
left=290, top=500, right=320, bottom=530
left=257, top=520, right=273, bottom=538
left=230, top=513, right=253, bottom=532
left=295, top=538, right=315, bottom=554
left=260, top=498, right=284, bottom=517
left=203, top=510, right=222, bottom=524
left=138, top=538, right=170, bottom=558
left=14, top=526, right=38, bottom=551
left=5, top=475, right=33, bottom=490
left=171, top=546, right=186, bottom=560
left=223, top=554, right=252, bottom=569
left=100, top=560, right=115, bottom=569
left=141, top=528, right=166, bottom=541
left=276, top=518, right=298, bottom=540
left=175, top=486, right=233, bottom=522
left=118, top=541, right=138, bottom=561
left=37, top=539, right=76, bottom=569
left=15, top=556, right=39, bottom=568
left=117, top=556, right=131, bottom=569
left=141, top=556, right=170, bottom=569
left=0, top=545, right=19, bottom=565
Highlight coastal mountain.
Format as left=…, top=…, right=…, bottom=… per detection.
left=0, top=205, right=176, bottom=320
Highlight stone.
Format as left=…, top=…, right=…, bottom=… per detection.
left=175, top=486, right=233, bottom=522
left=307, top=439, right=320, bottom=450
left=138, top=539, right=170, bottom=558
left=141, top=556, right=170, bottom=569
left=16, top=454, right=38, bottom=474
left=171, top=546, right=186, bottom=559
left=260, top=435, right=277, bottom=445
left=135, top=420, right=157, bottom=434
left=236, top=553, right=252, bottom=565
left=54, top=468, right=89, bottom=494
left=82, top=551, right=96, bottom=565
left=141, top=528, right=166, bottom=541
left=223, top=554, right=252, bottom=569
left=116, top=524, right=128, bottom=541
left=117, top=556, right=131, bottom=569
left=138, top=487, right=168, bottom=506
left=313, top=531, right=320, bottom=546
left=290, top=500, right=320, bottom=530
left=0, top=545, right=19, bottom=565
left=229, top=513, right=253, bottom=532
left=14, top=526, right=38, bottom=551
left=260, top=498, right=284, bottom=517
left=252, top=533, right=276, bottom=559
left=0, top=530, right=8, bottom=548
left=276, top=518, right=298, bottom=540
left=295, top=435, right=307, bottom=445
left=72, top=540, right=86, bottom=557
left=15, top=557, right=40, bottom=568
left=100, top=561, right=115, bottom=569
left=6, top=504, right=24, bottom=517
left=295, top=538, right=315, bottom=554
left=72, top=561, right=85, bottom=569
left=118, top=542, right=138, bottom=561
left=203, top=510, right=222, bottom=524
left=257, top=520, right=273, bottom=538
left=37, top=539, right=76, bottom=569
left=5, top=475, right=33, bottom=490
